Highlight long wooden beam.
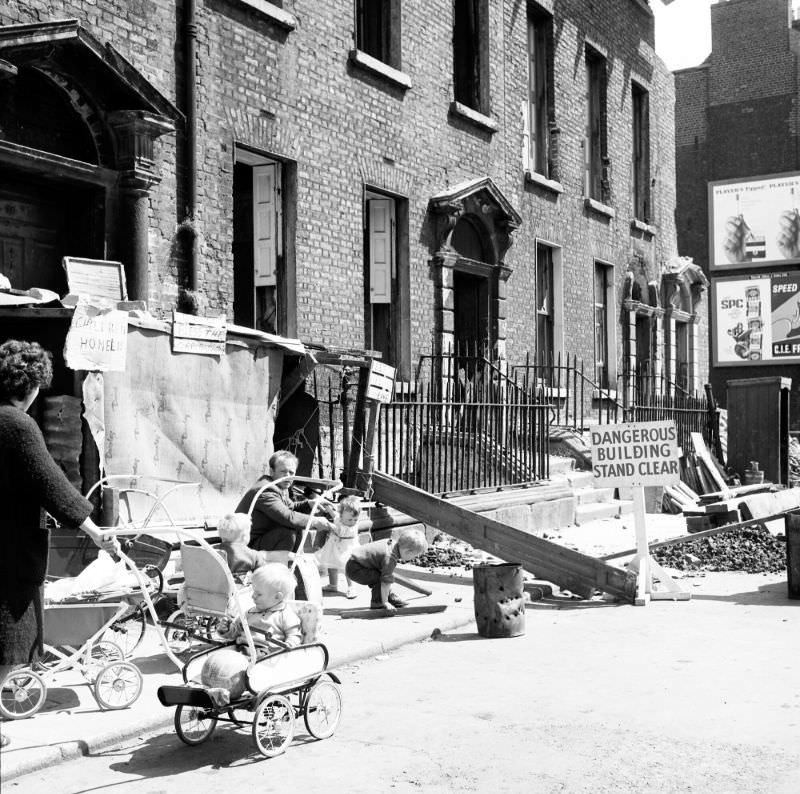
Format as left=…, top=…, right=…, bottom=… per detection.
left=372, top=472, right=637, bottom=603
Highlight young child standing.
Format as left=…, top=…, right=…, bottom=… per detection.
left=315, top=495, right=362, bottom=598
left=345, top=527, right=428, bottom=611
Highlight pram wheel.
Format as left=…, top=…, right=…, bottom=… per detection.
left=0, top=669, right=46, bottom=720
left=89, top=639, right=125, bottom=664
left=164, top=609, right=197, bottom=655
left=303, top=677, right=343, bottom=739
left=103, top=603, right=148, bottom=658
left=175, top=704, right=218, bottom=745
left=93, top=661, right=143, bottom=710
left=252, top=694, right=295, bottom=757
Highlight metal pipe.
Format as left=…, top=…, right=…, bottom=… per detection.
left=184, top=0, right=199, bottom=297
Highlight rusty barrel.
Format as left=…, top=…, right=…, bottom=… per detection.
left=473, top=562, right=526, bottom=638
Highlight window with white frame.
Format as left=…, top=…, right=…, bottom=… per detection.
left=365, top=190, right=408, bottom=371
left=526, top=8, right=552, bottom=176
left=594, top=262, right=614, bottom=389
left=233, top=148, right=293, bottom=335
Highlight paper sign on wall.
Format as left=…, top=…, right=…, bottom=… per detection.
left=64, top=299, right=128, bottom=372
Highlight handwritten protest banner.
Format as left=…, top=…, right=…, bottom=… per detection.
left=64, top=299, right=128, bottom=372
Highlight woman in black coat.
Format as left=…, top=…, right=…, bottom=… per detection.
left=0, top=340, right=118, bottom=746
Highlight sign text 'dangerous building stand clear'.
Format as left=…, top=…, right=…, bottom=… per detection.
left=590, top=421, right=690, bottom=605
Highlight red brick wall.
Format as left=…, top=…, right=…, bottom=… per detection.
left=2, top=0, right=686, bottom=385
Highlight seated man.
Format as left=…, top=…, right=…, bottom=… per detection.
left=236, top=450, right=334, bottom=564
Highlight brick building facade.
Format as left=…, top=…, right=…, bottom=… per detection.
left=675, top=0, right=800, bottom=418
left=1, top=0, right=700, bottom=395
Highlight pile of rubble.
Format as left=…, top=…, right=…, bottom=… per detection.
left=652, top=526, right=786, bottom=574
left=411, top=541, right=475, bottom=570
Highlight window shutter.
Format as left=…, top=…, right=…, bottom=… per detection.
left=253, top=163, right=278, bottom=287
left=521, top=99, right=531, bottom=173
left=368, top=199, right=393, bottom=304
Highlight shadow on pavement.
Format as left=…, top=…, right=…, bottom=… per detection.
left=690, top=579, right=799, bottom=606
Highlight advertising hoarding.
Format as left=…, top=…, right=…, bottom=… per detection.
left=708, top=172, right=800, bottom=271
left=712, top=273, right=800, bottom=365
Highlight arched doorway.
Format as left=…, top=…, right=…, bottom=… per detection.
left=0, top=20, right=179, bottom=300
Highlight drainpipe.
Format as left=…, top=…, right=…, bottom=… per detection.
left=184, top=0, right=199, bottom=304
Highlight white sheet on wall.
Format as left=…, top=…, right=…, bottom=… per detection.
left=100, top=326, right=280, bottom=523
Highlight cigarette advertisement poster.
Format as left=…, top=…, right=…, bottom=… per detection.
left=590, top=421, right=680, bottom=488
left=709, top=172, right=800, bottom=271
left=712, top=273, right=800, bottom=365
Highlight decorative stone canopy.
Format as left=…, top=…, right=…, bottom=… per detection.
left=428, top=176, right=522, bottom=265
left=0, top=19, right=180, bottom=180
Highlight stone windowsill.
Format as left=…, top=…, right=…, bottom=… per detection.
left=449, top=101, right=498, bottom=133
left=631, top=218, right=657, bottom=236
left=525, top=170, right=564, bottom=194
left=584, top=197, right=616, bottom=219
left=349, top=49, right=411, bottom=90
left=235, top=0, right=297, bottom=30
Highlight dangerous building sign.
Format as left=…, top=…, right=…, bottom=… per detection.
left=589, top=421, right=680, bottom=488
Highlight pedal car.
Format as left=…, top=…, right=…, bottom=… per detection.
left=156, top=542, right=342, bottom=757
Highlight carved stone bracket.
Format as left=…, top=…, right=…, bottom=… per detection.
left=107, top=109, right=175, bottom=185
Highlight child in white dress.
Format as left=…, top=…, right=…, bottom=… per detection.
left=315, top=496, right=362, bottom=598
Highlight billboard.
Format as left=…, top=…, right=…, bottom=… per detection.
left=708, top=172, right=800, bottom=271
left=712, top=273, right=800, bottom=365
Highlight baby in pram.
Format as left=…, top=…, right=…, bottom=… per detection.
left=218, top=563, right=302, bottom=649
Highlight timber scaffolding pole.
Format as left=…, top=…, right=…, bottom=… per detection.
left=371, top=472, right=638, bottom=604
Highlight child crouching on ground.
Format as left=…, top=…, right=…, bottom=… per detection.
left=345, top=528, right=428, bottom=611
left=315, top=495, right=362, bottom=598
left=222, top=563, right=302, bottom=647
left=217, top=513, right=268, bottom=577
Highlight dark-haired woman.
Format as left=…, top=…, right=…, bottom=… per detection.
left=0, top=340, right=118, bottom=746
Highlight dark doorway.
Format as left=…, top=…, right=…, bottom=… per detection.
left=0, top=170, right=99, bottom=295
left=453, top=270, right=490, bottom=353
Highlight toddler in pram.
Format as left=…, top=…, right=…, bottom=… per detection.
left=157, top=540, right=340, bottom=757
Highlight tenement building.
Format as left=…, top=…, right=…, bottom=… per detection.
left=675, top=0, right=800, bottom=417
left=0, top=0, right=703, bottom=394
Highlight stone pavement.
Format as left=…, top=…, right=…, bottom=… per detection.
left=0, top=564, right=478, bottom=783
left=0, top=510, right=699, bottom=783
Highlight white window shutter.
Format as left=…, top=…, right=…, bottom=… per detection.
left=368, top=199, right=393, bottom=304
left=253, top=163, right=278, bottom=287
left=521, top=99, right=531, bottom=172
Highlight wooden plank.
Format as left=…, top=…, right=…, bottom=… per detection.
left=690, top=432, right=728, bottom=492
left=339, top=604, right=447, bottom=619
left=371, top=471, right=637, bottom=603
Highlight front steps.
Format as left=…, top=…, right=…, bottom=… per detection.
left=369, top=461, right=634, bottom=538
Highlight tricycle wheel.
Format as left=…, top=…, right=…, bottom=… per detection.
left=0, top=669, right=46, bottom=720
left=94, top=661, right=143, bottom=709
left=303, top=678, right=343, bottom=739
left=252, top=694, right=295, bottom=757
left=175, top=704, right=218, bottom=745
